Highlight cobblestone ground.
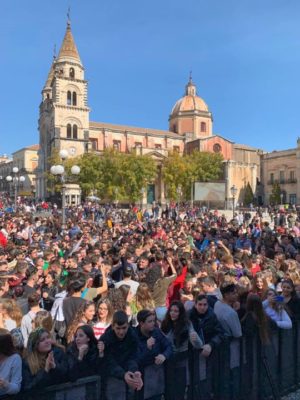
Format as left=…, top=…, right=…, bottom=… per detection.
left=282, top=389, right=300, bottom=400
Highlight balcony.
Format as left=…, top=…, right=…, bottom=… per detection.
left=267, top=178, right=297, bottom=185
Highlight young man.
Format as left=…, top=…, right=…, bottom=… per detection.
left=99, top=311, right=143, bottom=400
left=135, top=309, right=172, bottom=400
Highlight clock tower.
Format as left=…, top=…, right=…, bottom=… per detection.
left=37, top=19, right=90, bottom=199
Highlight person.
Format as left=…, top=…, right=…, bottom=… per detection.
left=115, top=265, right=140, bottom=296
left=161, top=301, right=203, bottom=400
left=0, top=328, right=22, bottom=396
left=21, top=292, right=42, bottom=347
left=41, top=272, right=58, bottom=311
left=100, top=310, right=143, bottom=400
left=189, top=294, right=225, bottom=356
left=66, top=301, right=96, bottom=344
left=66, top=325, right=103, bottom=381
left=135, top=309, right=173, bottom=400
left=281, top=279, right=300, bottom=320
left=62, top=274, right=88, bottom=328
left=21, top=328, right=67, bottom=391
left=262, top=288, right=292, bottom=329
left=93, top=298, right=114, bottom=339
left=0, top=299, right=23, bottom=332
left=135, top=283, right=155, bottom=312
left=241, top=294, right=272, bottom=344
left=144, top=257, right=177, bottom=321
left=214, top=283, right=242, bottom=400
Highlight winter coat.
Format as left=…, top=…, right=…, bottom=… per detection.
left=21, top=346, right=67, bottom=392
left=135, top=326, right=173, bottom=368
left=66, top=343, right=102, bottom=381
left=100, top=326, right=139, bottom=380
left=189, top=306, right=225, bottom=350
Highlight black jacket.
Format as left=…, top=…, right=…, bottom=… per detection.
left=100, top=325, right=139, bottom=380
left=189, top=306, right=225, bottom=350
left=66, top=343, right=102, bottom=381
left=21, top=347, right=67, bottom=392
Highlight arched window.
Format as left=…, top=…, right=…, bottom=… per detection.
left=69, top=68, right=75, bottom=78
left=201, top=122, right=206, bottom=132
left=67, top=91, right=72, bottom=105
left=72, top=92, right=77, bottom=106
left=73, top=124, right=78, bottom=139
left=67, top=124, right=72, bottom=138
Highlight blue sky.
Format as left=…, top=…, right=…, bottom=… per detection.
left=1, top=0, right=300, bottom=155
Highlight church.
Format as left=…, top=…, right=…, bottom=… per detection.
left=36, top=20, right=262, bottom=206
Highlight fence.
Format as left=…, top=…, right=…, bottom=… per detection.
left=7, top=322, right=300, bottom=400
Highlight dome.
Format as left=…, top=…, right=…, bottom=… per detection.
left=170, top=78, right=209, bottom=117
left=171, top=95, right=209, bottom=115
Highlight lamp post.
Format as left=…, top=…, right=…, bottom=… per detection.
left=230, top=184, right=237, bottom=218
left=113, top=187, right=119, bottom=207
left=50, top=149, right=80, bottom=228
left=6, top=167, right=25, bottom=212
left=280, top=192, right=284, bottom=206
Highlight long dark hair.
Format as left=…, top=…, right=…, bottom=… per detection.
left=161, top=301, right=189, bottom=347
left=243, top=294, right=270, bottom=344
left=69, top=325, right=98, bottom=356
left=0, top=329, right=16, bottom=356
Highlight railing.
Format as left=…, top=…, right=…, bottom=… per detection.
left=8, top=322, right=300, bottom=400
left=267, top=178, right=297, bottom=185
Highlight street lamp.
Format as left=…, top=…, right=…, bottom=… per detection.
left=6, top=167, right=25, bottom=211
left=51, top=149, right=80, bottom=228
left=280, top=192, right=284, bottom=205
left=230, top=184, right=238, bottom=218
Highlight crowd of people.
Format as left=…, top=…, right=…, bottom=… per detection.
left=0, top=197, right=300, bottom=399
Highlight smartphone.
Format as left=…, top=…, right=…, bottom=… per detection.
left=275, top=295, right=284, bottom=303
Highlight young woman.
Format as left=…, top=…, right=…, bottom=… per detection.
left=281, top=279, right=300, bottom=320
left=0, top=299, right=23, bottom=331
left=135, top=283, right=155, bottom=312
left=242, top=294, right=272, bottom=344
left=66, top=301, right=96, bottom=344
left=41, top=272, right=58, bottom=311
left=262, top=289, right=292, bottom=329
left=251, top=273, right=267, bottom=298
left=66, top=325, right=102, bottom=381
left=34, top=310, right=53, bottom=333
left=119, top=284, right=138, bottom=325
left=22, top=328, right=67, bottom=391
left=93, top=298, right=114, bottom=339
left=0, top=329, right=22, bottom=396
left=161, top=301, right=203, bottom=400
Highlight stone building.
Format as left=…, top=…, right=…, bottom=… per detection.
left=36, top=20, right=262, bottom=206
left=260, top=140, right=300, bottom=205
left=0, top=146, right=39, bottom=197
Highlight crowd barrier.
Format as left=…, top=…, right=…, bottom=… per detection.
left=6, top=321, right=300, bottom=400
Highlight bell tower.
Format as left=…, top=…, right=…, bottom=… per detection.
left=37, top=18, right=90, bottom=199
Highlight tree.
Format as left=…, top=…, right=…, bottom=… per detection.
left=77, top=152, right=103, bottom=197
left=243, top=182, right=254, bottom=206
left=162, top=151, right=189, bottom=200
left=269, top=182, right=281, bottom=204
left=120, top=152, right=157, bottom=202
left=162, top=150, right=224, bottom=200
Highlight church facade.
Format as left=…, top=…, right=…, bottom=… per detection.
left=36, top=21, right=262, bottom=206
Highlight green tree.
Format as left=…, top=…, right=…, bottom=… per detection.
left=120, top=152, right=157, bottom=202
left=243, top=182, right=254, bottom=206
left=77, top=152, right=103, bottom=197
left=269, top=182, right=281, bottom=204
left=162, top=151, right=224, bottom=200
left=162, top=151, right=189, bottom=200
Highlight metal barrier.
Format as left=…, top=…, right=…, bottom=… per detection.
left=6, top=323, right=300, bottom=400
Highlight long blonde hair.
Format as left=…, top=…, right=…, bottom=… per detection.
left=136, top=283, right=155, bottom=311
left=2, top=299, right=23, bottom=327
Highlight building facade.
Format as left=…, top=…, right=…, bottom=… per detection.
left=36, top=21, right=263, bottom=206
